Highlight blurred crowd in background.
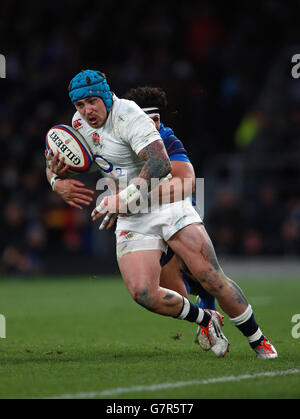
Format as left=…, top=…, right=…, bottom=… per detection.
left=1, top=0, right=300, bottom=275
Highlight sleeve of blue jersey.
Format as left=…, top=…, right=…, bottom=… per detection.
left=169, top=153, right=191, bottom=163
left=165, top=135, right=191, bottom=163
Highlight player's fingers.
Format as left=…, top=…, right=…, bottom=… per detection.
left=53, top=152, right=60, bottom=164
left=45, top=149, right=52, bottom=159
left=91, top=208, right=98, bottom=218
left=92, top=209, right=107, bottom=222
left=49, top=152, right=59, bottom=173
left=45, top=150, right=53, bottom=161
left=56, top=156, right=65, bottom=171
left=73, top=198, right=94, bottom=206
left=73, top=187, right=95, bottom=195
left=91, top=198, right=107, bottom=218
left=106, top=214, right=117, bottom=230
left=60, top=163, right=70, bottom=174
left=69, top=179, right=85, bottom=187
left=73, top=193, right=94, bottom=203
left=99, top=214, right=112, bottom=230
left=92, top=211, right=105, bottom=222
left=68, top=201, right=83, bottom=210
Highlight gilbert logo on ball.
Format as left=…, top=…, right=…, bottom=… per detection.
left=45, top=124, right=94, bottom=173
left=0, top=54, right=6, bottom=79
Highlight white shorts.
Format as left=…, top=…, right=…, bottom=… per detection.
left=115, top=198, right=202, bottom=259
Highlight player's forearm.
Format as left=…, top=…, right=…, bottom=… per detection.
left=151, top=176, right=194, bottom=204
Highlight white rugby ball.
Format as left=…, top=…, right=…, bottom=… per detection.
left=46, top=124, right=93, bottom=173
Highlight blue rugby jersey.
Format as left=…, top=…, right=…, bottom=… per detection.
left=159, top=122, right=191, bottom=163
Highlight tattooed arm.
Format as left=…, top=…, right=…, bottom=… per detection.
left=137, top=139, right=172, bottom=187
left=111, top=139, right=172, bottom=206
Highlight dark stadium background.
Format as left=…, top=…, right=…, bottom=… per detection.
left=1, top=0, right=300, bottom=276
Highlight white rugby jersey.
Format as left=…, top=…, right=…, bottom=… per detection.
left=71, top=95, right=162, bottom=187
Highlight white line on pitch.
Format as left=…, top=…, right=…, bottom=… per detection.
left=49, top=368, right=300, bottom=399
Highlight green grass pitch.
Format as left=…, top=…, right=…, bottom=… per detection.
left=0, top=275, right=299, bottom=399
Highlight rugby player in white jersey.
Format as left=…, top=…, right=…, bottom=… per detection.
left=46, top=70, right=277, bottom=359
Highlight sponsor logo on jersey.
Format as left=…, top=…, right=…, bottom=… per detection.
left=73, top=118, right=82, bottom=129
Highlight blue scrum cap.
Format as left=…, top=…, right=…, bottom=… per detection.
left=68, top=70, right=113, bottom=113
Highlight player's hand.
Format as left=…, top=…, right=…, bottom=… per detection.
left=54, top=178, right=95, bottom=209
left=45, top=149, right=70, bottom=178
left=99, top=213, right=118, bottom=230
left=91, top=194, right=127, bottom=230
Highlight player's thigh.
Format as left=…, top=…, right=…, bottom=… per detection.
left=167, top=223, right=222, bottom=276
left=118, top=249, right=162, bottom=298
left=159, top=255, right=188, bottom=298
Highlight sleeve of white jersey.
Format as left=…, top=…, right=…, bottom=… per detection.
left=117, top=100, right=162, bottom=155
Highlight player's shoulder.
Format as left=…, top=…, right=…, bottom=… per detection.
left=159, top=122, right=190, bottom=160
left=110, top=96, right=150, bottom=140
left=111, top=95, right=144, bottom=121
left=160, top=123, right=180, bottom=148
